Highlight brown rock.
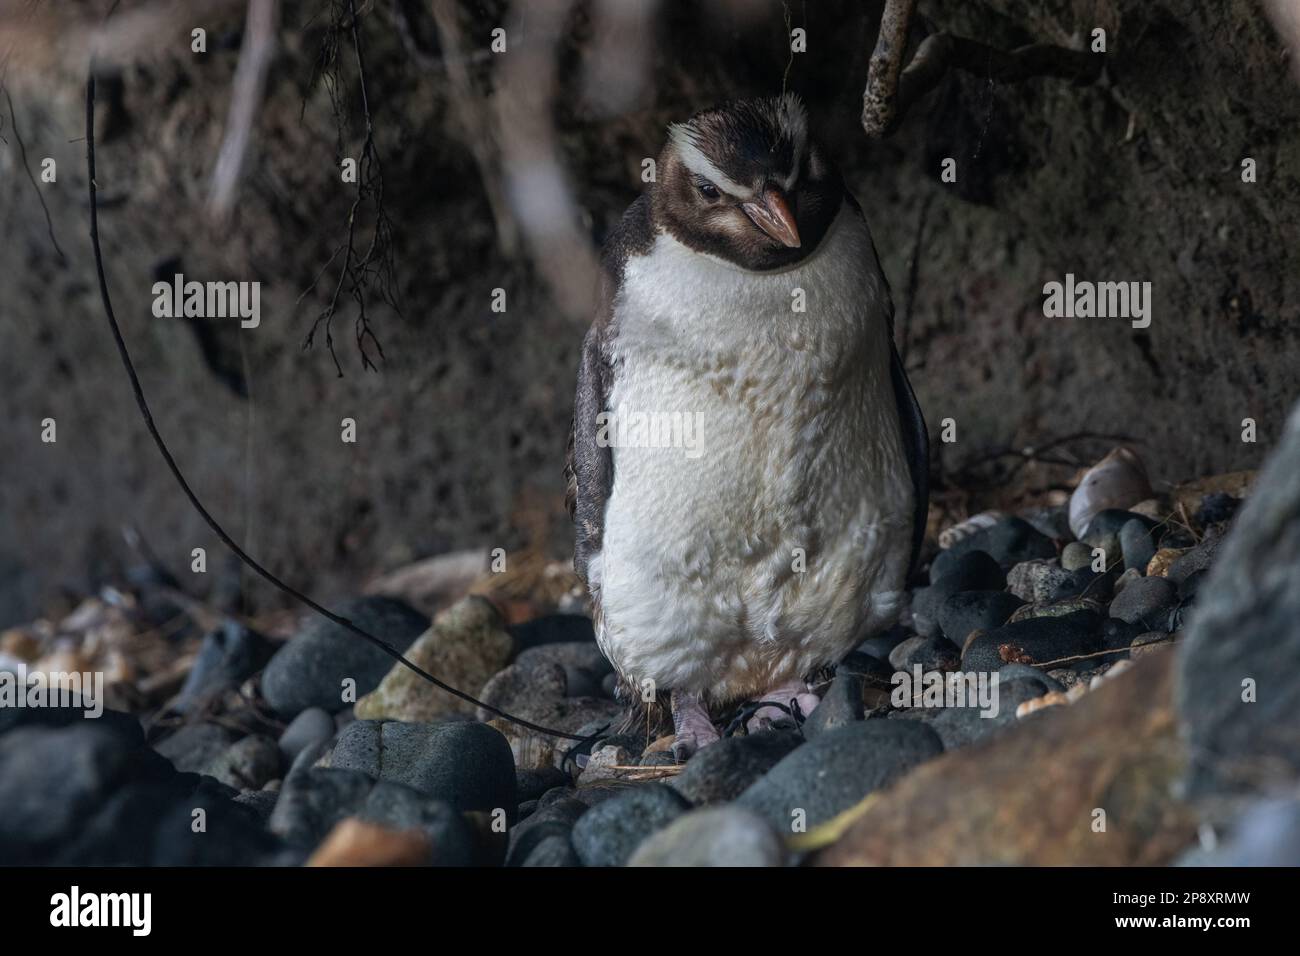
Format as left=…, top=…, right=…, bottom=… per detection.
left=1146, top=548, right=1187, bottom=577
left=812, top=652, right=1196, bottom=866
left=1171, top=471, right=1256, bottom=519
left=307, top=818, right=431, bottom=867
left=0, top=629, right=42, bottom=662
left=645, top=734, right=677, bottom=754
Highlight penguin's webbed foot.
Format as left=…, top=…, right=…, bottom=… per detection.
left=670, top=689, right=720, bottom=762
left=745, top=680, right=821, bottom=734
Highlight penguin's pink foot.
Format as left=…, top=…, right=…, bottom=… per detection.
left=746, top=680, right=821, bottom=733
left=670, top=690, right=720, bottom=761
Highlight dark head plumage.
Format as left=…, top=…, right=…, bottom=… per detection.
left=651, top=94, right=842, bottom=271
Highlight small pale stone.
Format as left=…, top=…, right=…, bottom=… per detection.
left=1061, top=542, right=1093, bottom=572
left=577, top=745, right=634, bottom=784
left=354, top=597, right=515, bottom=721
left=1006, top=559, right=1070, bottom=604
left=1016, top=691, right=1069, bottom=718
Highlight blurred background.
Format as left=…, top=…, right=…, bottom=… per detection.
left=1, top=0, right=1297, bottom=627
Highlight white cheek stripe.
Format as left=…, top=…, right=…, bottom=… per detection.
left=782, top=136, right=805, bottom=191
left=669, top=124, right=756, bottom=200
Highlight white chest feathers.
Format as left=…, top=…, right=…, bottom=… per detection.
left=593, top=205, right=915, bottom=700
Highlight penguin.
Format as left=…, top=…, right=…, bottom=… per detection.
left=564, top=94, right=928, bottom=759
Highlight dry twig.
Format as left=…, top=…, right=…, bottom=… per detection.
left=207, top=0, right=279, bottom=223
left=2, top=87, right=66, bottom=262
left=494, top=0, right=600, bottom=323
left=299, top=0, right=398, bottom=375
left=429, top=0, right=519, bottom=255
left=862, top=0, right=1102, bottom=137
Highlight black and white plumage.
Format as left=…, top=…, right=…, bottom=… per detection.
left=565, top=94, right=928, bottom=755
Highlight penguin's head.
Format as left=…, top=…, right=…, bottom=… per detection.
left=654, top=94, right=841, bottom=271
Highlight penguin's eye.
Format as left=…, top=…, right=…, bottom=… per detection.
left=696, top=179, right=720, bottom=200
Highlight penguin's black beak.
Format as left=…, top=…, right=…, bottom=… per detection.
left=742, top=188, right=801, bottom=249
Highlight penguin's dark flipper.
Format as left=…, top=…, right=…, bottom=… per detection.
left=889, top=338, right=929, bottom=580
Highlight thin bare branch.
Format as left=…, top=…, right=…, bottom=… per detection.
left=862, top=0, right=916, bottom=137
left=3, top=87, right=66, bottom=263
left=494, top=0, right=600, bottom=323
left=429, top=0, right=519, bottom=256
left=863, top=0, right=1102, bottom=137
left=298, top=0, right=397, bottom=375
left=207, top=0, right=279, bottom=223
left=580, top=0, right=658, bottom=117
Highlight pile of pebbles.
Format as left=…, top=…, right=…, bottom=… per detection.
left=0, top=459, right=1260, bottom=866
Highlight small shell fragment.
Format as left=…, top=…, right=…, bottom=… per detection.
left=1016, top=691, right=1069, bottom=718
left=1068, top=447, right=1154, bottom=539
left=938, top=510, right=1005, bottom=550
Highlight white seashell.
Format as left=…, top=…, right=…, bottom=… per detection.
left=1068, top=446, right=1154, bottom=539
left=938, top=510, right=1006, bottom=550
